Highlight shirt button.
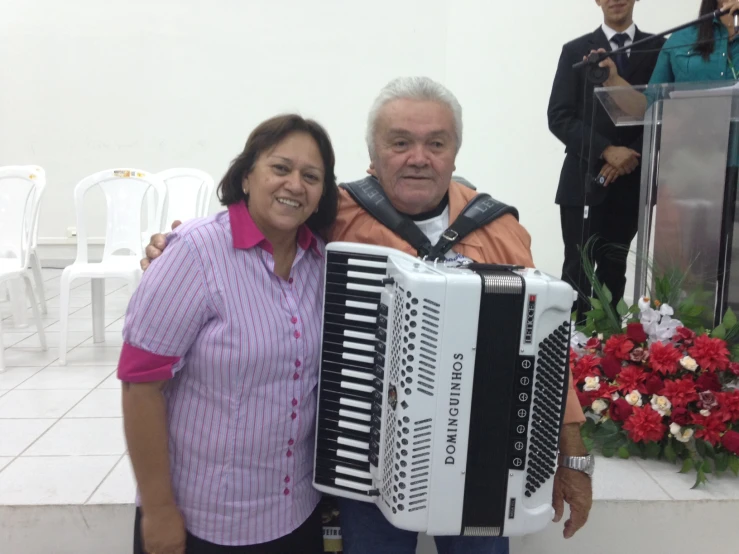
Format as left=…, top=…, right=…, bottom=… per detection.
left=293, top=372, right=300, bottom=380
left=292, top=398, right=298, bottom=406
left=288, top=278, right=294, bottom=284
left=291, top=316, right=298, bottom=324
left=294, top=330, right=301, bottom=339
left=284, top=488, right=290, bottom=495
left=288, top=438, right=294, bottom=446
left=285, top=476, right=290, bottom=483
left=286, top=449, right=293, bottom=457
left=291, top=412, right=297, bottom=420
left=295, top=359, right=301, bottom=368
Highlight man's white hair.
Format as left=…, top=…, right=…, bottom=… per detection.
left=365, top=76, right=463, bottom=157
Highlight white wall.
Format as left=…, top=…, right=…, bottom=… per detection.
left=0, top=0, right=699, bottom=278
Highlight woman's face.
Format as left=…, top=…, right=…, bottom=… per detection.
left=243, top=132, right=325, bottom=238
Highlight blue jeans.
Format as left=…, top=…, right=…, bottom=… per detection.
left=338, top=498, right=509, bottom=554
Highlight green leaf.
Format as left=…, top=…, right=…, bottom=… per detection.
left=692, top=467, right=707, bottom=489
left=582, top=436, right=595, bottom=453
left=664, top=442, right=677, bottom=463
left=673, top=440, right=687, bottom=457
left=628, top=441, right=642, bottom=457
left=696, top=440, right=707, bottom=458
left=705, top=442, right=716, bottom=459
left=702, top=459, right=713, bottom=474
left=712, top=324, right=727, bottom=340
left=590, top=309, right=606, bottom=322
left=724, top=309, right=738, bottom=329
left=602, top=285, right=613, bottom=303
left=731, top=345, right=739, bottom=363
left=680, top=458, right=695, bottom=474
left=616, top=298, right=629, bottom=317
left=602, top=444, right=617, bottom=458
left=715, top=453, right=729, bottom=473
left=590, top=298, right=603, bottom=311
left=729, top=455, right=739, bottom=476
left=645, top=441, right=661, bottom=459
left=617, top=446, right=630, bottom=459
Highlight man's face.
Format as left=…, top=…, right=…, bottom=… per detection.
left=371, top=98, right=457, bottom=216
left=596, top=0, right=637, bottom=24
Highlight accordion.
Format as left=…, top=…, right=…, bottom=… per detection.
left=313, top=242, right=575, bottom=537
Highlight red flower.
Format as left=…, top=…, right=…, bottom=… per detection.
left=600, top=355, right=623, bottom=381
left=626, top=323, right=648, bottom=344
left=671, top=407, right=691, bottom=426
left=576, top=389, right=595, bottom=408
left=573, top=354, right=601, bottom=383
left=717, top=391, right=739, bottom=422
left=644, top=374, right=665, bottom=396
left=660, top=377, right=699, bottom=408
left=648, top=342, right=682, bottom=375
left=696, top=372, right=721, bottom=393
left=609, top=398, right=634, bottom=422
left=585, top=337, right=602, bottom=351
left=616, top=365, right=647, bottom=394
left=623, top=406, right=667, bottom=443
left=673, top=327, right=696, bottom=346
left=688, top=335, right=730, bottom=372
left=729, top=362, right=739, bottom=376
left=691, top=412, right=727, bottom=446
left=604, top=335, right=635, bottom=361
left=721, top=430, right=739, bottom=456
left=630, top=347, right=649, bottom=363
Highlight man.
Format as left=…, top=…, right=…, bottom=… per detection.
left=547, top=0, right=665, bottom=320
left=143, top=76, right=593, bottom=553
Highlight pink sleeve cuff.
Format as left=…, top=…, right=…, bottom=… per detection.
left=117, top=342, right=181, bottom=383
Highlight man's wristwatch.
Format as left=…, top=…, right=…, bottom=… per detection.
left=558, top=454, right=595, bottom=477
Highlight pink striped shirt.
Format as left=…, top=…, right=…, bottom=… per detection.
left=117, top=201, right=325, bottom=546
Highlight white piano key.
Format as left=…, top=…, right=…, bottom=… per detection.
left=335, top=478, right=373, bottom=492
left=338, top=420, right=372, bottom=434
left=339, top=398, right=373, bottom=411
left=344, top=330, right=376, bottom=341
left=345, top=313, right=377, bottom=324
left=339, top=408, right=372, bottom=422
left=347, top=283, right=385, bottom=294
left=336, top=465, right=374, bottom=480
left=347, top=270, right=386, bottom=281
left=341, top=381, right=374, bottom=394
left=343, top=341, right=375, bottom=353
left=341, top=369, right=374, bottom=381
left=348, top=258, right=387, bottom=269
left=337, top=436, right=370, bottom=450
left=346, top=300, right=378, bottom=311
left=342, top=352, right=375, bottom=365
left=337, top=447, right=370, bottom=462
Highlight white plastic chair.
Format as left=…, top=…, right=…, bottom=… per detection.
left=57, top=168, right=168, bottom=365
left=0, top=166, right=48, bottom=372
left=144, top=168, right=214, bottom=235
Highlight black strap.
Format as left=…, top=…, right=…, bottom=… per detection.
left=340, top=176, right=518, bottom=260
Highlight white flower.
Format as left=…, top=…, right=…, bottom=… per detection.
left=625, top=390, right=643, bottom=407
left=700, top=409, right=711, bottom=417
left=670, top=423, right=694, bottom=443
left=597, top=333, right=604, bottom=341
left=650, top=395, right=672, bottom=417
left=570, top=329, right=589, bottom=355
left=611, top=392, right=621, bottom=401
left=680, top=356, right=698, bottom=372
left=659, top=303, right=674, bottom=317
left=638, top=299, right=683, bottom=345
left=583, top=376, right=601, bottom=392
left=638, top=296, right=652, bottom=311
left=591, top=399, right=608, bottom=415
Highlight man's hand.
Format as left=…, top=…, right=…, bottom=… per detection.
left=140, top=220, right=181, bottom=271
left=141, top=503, right=187, bottom=554
left=597, top=163, right=621, bottom=187
left=602, top=146, right=640, bottom=175
left=583, top=48, right=620, bottom=86
left=552, top=422, right=593, bottom=539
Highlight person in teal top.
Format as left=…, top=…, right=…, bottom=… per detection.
left=649, top=0, right=739, bottom=84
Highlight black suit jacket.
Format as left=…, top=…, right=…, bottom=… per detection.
left=547, top=27, right=665, bottom=207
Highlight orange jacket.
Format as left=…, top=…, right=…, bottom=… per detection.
left=328, top=180, right=586, bottom=426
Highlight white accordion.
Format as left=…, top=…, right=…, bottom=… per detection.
left=313, top=243, right=575, bottom=537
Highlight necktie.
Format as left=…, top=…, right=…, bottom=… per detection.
left=611, top=33, right=631, bottom=76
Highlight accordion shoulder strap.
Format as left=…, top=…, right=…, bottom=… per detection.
left=339, top=176, right=519, bottom=260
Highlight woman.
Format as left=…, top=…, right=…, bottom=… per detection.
left=118, top=114, right=338, bottom=554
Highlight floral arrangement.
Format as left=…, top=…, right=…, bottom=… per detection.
left=571, top=267, right=739, bottom=487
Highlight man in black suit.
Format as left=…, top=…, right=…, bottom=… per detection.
left=548, top=0, right=665, bottom=320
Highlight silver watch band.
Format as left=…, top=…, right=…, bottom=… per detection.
left=559, top=454, right=595, bottom=476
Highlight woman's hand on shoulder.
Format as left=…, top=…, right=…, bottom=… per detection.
left=140, top=220, right=181, bottom=271
left=141, top=503, right=187, bottom=554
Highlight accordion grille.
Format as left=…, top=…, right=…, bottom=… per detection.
left=525, top=321, right=571, bottom=498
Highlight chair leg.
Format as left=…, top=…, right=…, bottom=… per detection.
left=30, top=251, right=47, bottom=315
left=24, top=274, right=47, bottom=351
left=9, top=279, right=27, bottom=328
left=58, top=269, right=73, bottom=365
left=91, top=278, right=106, bottom=343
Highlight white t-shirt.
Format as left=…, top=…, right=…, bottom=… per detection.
left=414, top=206, right=473, bottom=265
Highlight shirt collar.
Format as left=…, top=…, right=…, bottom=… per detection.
left=227, top=201, right=321, bottom=257
left=601, top=22, right=636, bottom=42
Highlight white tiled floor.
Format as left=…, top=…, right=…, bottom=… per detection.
left=0, top=269, right=136, bottom=506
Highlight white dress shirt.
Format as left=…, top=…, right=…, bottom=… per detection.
left=601, top=22, right=636, bottom=56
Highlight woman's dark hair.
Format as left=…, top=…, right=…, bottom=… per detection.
left=696, top=0, right=718, bottom=61
left=217, top=114, right=338, bottom=235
